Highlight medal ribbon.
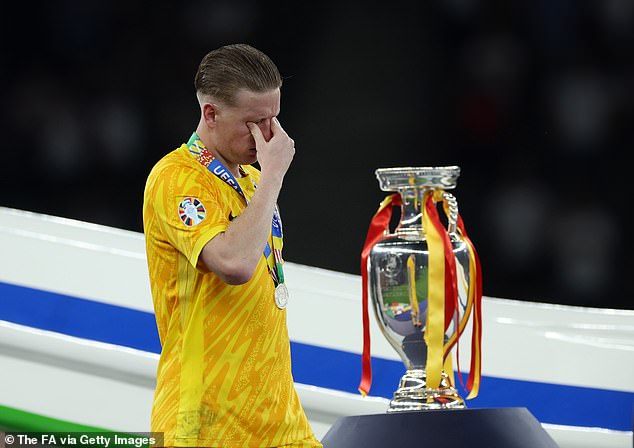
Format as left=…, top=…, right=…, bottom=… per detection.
left=187, top=132, right=284, bottom=285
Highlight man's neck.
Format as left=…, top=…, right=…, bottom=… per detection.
left=195, top=125, right=242, bottom=178
left=209, top=147, right=242, bottom=178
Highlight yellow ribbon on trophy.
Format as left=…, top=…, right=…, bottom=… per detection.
left=421, top=190, right=448, bottom=392
left=422, top=190, right=482, bottom=398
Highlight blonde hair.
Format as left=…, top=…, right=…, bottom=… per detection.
left=194, top=44, right=282, bottom=106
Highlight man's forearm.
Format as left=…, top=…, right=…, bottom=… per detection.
left=200, top=174, right=283, bottom=284
left=201, top=115, right=293, bottom=285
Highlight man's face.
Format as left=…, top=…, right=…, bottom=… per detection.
left=213, top=88, right=281, bottom=167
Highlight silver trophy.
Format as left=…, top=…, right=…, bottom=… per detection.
left=368, top=166, right=475, bottom=412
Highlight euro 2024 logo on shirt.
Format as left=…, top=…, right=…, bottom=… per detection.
left=178, top=197, right=206, bottom=227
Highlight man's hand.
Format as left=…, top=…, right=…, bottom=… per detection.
left=247, top=117, right=295, bottom=181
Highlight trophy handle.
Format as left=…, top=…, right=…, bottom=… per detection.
left=442, top=192, right=459, bottom=237
left=438, top=191, right=475, bottom=358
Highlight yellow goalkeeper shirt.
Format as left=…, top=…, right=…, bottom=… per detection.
left=142, top=140, right=319, bottom=447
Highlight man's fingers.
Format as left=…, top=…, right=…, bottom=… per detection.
left=271, top=117, right=287, bottom=137
left=247, top=122, right=265, bottom=146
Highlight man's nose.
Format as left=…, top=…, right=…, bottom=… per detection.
left=259, top=119, right=272, bottom=141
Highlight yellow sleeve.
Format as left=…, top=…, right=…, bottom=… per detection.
left=148, top=162, right=229, bottom=270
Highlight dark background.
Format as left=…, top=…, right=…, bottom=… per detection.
left=1, top=1, right=632, bottom=310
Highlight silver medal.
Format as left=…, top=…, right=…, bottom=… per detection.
left=275, top=283, right=289, bottom=309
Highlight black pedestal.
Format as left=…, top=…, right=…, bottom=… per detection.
left=321, top=408, right=559, bottom=448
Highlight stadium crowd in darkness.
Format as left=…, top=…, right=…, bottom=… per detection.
left=1, top=1, right=632, bottom=310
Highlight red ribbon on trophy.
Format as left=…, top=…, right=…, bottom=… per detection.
left=359, top=193, right=401, bottom=396
left=359, top=190, right=482, bottom=399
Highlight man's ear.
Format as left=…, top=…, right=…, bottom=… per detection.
left=202, top=103, right=218, bottom=127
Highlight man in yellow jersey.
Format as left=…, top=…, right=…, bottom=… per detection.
left=142, top=44, right=321, bottom=447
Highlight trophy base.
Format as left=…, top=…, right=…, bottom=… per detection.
left=388, top=369, right=465, bottom=412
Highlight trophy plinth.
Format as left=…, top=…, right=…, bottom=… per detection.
left=321, top=408, right=560, bottom=448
